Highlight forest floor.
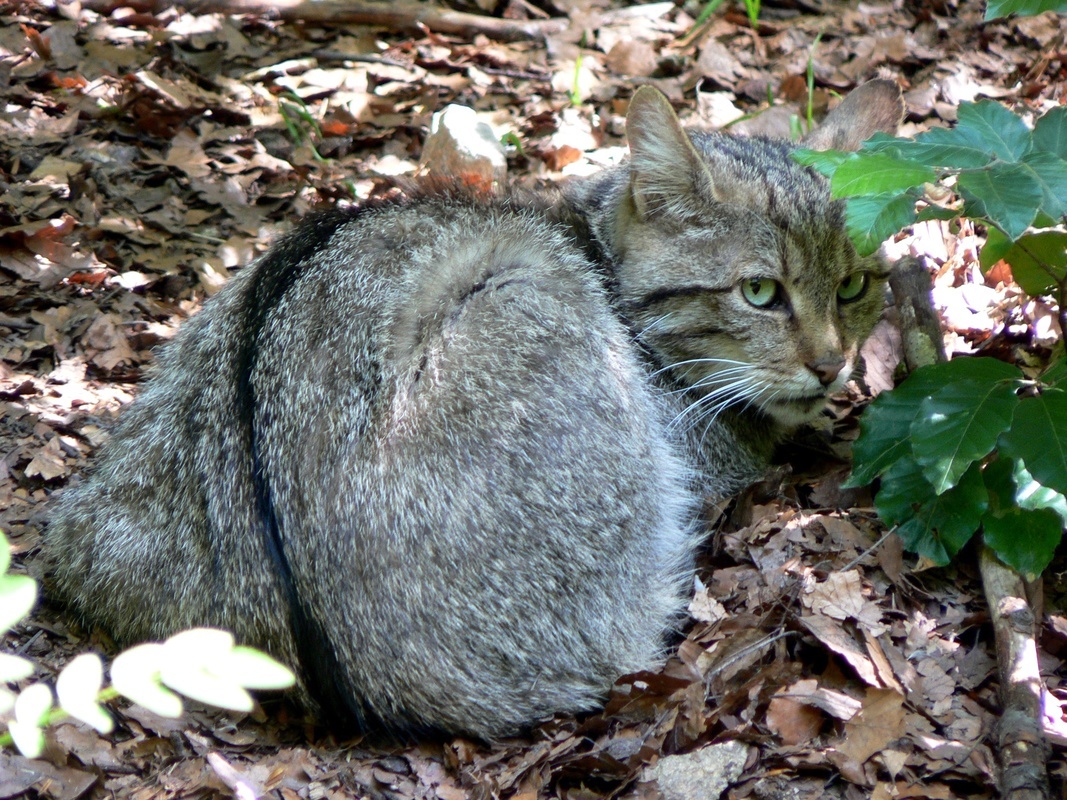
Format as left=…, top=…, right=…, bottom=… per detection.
left=1, top=0, right=1066, bottom=798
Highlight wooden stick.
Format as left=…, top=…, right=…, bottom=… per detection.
left=82, top=0, right=569, bottom=42
left=979, top=545, right=1051, bottom=800
left=891, top=259, right=1051, bottom=796
left=887, top=255, right=946, bottom=371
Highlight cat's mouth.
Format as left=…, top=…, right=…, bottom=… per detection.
left=765, top=394, right=828, bottom=427
left=781, top=394, right=827, bottom=405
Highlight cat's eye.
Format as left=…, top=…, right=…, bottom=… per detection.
left=741, top=278, right=779, bottom=308
left=837, top=273, right=869, bottom=303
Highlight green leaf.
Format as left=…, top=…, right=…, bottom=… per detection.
left=223, top=647, right=296, bottom=690
left=874, top=455, right=932, bottom=525
left=911, top=378, right=1019, bottom=493
left=848, top=383, right=929, bottom=488
left=958, top=162, right=1044, bottom=240
left=1021, top=151, right=1067, bottom=220
left=1000, top=390, right=1067, bottom=495
left=57, top=654, right=114, bottom=734
left=0, top=652, right=34, bottom=683
left=1033, top=106, right=1067, bottom=160
left=845, top=192, right=917, bottom=255
left=957, top=101, right=1033, bottom=163
left=792, top=148, right=850, bottom=178
left=982, top=456, right=1018, bottom=514
left=982, top=507, right=1062, bottom=579
left=160, top=629, right=254, bottom=712
left=986, top=0, right=1067, bottom=19
left=111, top=643, right=184, bottom=718
left=848, top=357, right=1023, bottom=487
left=10, top=683, right=53, bottom=758
left=0, top=574, right=37, bottom=633
left=916, top=204, right=960, bottom=223
left=1042, top=352, right=1067, bottom=388
left=982, top=457, right=1064, bottom=580
left=864, top=128, right=993, bottom=169
left=979, top=225, right=1014, bottom=273
left=981, top=229, right=1067, bottom=296
left=830, top=153, right=937, bottom=197
left=1013, top=459, right=1067, bottom=526
left=878, top=459, right=987, bottom=564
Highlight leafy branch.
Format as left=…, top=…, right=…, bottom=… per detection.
left=0, top=531, right=295, bottom=758
left=794, top=99, right=1067, bottom=578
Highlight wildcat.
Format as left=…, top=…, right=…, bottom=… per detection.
left=47, top=81, right=903, bottom=739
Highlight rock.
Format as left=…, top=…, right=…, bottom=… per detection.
left=641, top=741, right=750, bottom=800
left=419, top=104, right=506, bottom=187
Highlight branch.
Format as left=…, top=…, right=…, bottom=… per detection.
left=979, top=545, right=1051, bottom=800
left=888, top=255, right=946, bottom=371
left=82, top=0, right=570, bottom=42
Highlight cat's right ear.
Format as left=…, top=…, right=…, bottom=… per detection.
left=625, top=87, right=716, bottom=221
left=802, top=79, right=905, bottom=152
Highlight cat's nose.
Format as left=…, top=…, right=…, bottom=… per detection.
left=808, top=358, right=845, bottom=386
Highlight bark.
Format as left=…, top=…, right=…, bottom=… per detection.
left=891, top=259, right=1051, bottom=797
left=979, top=545, right=1051, bottom=800
left=887, top=255, right=946, bottom=370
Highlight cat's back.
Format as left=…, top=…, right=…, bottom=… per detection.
left=47, top=186, right=696, bottom=737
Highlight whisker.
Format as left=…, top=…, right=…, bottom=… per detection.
left=669, top=374, right=760, bottom=432
left=664, top=367, right=754, bottom=396
left=696, top=386, right=761, bottom=442
left=651, top=357, right=748, bottom=378
left=635, top=314, right=674, bottom=343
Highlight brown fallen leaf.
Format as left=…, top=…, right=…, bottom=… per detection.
left=0, top=749, right=98, bottom=800
left=800, top=614, right=880, bottom=687
left=83, top=314, right=138, bottom=372
left=24, top=435, right=68, bottom=481
left=803, top=569, right=887, bottom=635
left=766, top=683, right=824, bottom=746
left=838, top=688, right=906, bottom=765
left=773, top=677, right=862, bottom=722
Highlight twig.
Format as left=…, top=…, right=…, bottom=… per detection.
left=81, top=0, right=570, bottom=42
left=979, top=545, right=1051, bottom=800
left=839, top=525, right=896, bottom=573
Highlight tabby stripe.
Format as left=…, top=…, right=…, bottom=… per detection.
left=636, top=285, right=732, bottom=309
left=234, top=203, right=398, bottom=734
left=677, top=326, right=727, bottom=338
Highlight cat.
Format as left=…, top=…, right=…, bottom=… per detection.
left=46, top=80, right=904, bottom=739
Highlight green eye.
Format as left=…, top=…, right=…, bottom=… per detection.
left=741, top=278, right=779, bottom=308
left=838, top=273, right=869, bottom=303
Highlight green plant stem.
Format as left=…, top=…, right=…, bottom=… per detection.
left=805, top=33, right=822, bottom=131
left=1057, top=278, right=1067, bottom=343
left=692, top=0, right=728, bottom=30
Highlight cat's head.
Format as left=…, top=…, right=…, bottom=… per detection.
left=611, top=81, right=904, bottom=430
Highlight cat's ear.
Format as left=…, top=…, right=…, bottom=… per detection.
left=802, top=79, right=905, bottom=152
left=625, top=86, right=716, bottom=220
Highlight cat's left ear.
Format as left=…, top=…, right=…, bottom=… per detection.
left=802, top=79, right=905, bottom=152
left=625, top=86, right=716, bottom=221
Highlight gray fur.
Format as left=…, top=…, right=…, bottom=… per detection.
left=47, top=82, right=903, bottom=739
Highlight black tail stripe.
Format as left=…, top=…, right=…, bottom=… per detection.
left=232, top=206, right=371, bottom=730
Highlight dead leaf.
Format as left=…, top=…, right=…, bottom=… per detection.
left=28, top=156, right=84, bottom=182
left=801, top=615, right=880, bottom=687
left=802, top=570, right=886, bottom=636
left=838, top=688, right=906, bottom=764
left=0, top=749, right=98, bottom=800
left=25, top=435, right=68, bottom=480
left=766, top=683, right=824, bottom=746
left=83, top=313, right=137, bottom=372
